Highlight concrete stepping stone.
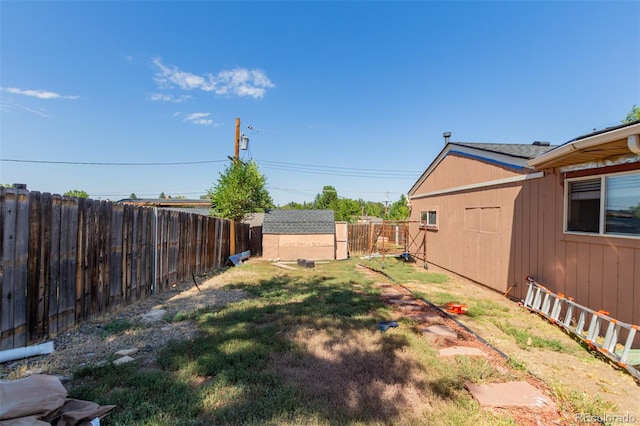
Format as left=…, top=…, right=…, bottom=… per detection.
left=141, top=309, right=166, bottom=323
left=115, top=348, right=139, bottom=356
left=380, top=289, right=405, bottom=298
left=465, top=381, right=556, bottom=410
left=422, top=324, right=458, bottom=338
left=406, top=313, right=442, bottom=323
left=113, top=356, right=135, bottom=366
left=387, top=298, right=420, bottom=306
left=439, top=346, right=487, bottom=357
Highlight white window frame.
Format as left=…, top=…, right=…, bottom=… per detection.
left=420, top=208, right=438, bottom=229
left=564, top=170, right=640, bottom=239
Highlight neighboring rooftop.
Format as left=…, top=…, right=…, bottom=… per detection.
left=263, top=209, right=335, bottom=235
left=242, top=212, right=265, bottom=227
left=117, top=198, right=211, bottom=208
left=450, top=142, right=558, bottom=160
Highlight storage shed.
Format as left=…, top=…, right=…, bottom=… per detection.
left=262, top=209, right=337, bottom=261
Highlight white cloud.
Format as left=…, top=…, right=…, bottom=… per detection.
left=180, top=112, right=220, bottom=126
left=149, top=93, right=192, bottom=103
left=152, top=58, right=275, bottom=99
left=1, top=100, right=50, bottom=117
left=1, top=87, right=79, bottom=100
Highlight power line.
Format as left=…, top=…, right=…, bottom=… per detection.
left=256, top=159, right=420, bottom=174
left=0, top=158, right=227, bottom=166
left=259, top=165, right=417, bottom=179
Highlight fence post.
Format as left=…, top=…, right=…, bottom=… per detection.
left=152, top=207, right=158, bottom=295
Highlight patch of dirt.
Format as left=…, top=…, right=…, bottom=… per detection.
left=386, top=262, right=640, bottom=422
left=356, top=264, right=566, bottom=425
left=0, top=273, right=247, bottom=381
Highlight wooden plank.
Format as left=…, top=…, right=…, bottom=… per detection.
left=617, top=247, right=634, bottom=325
left=542, top=174, right=556, bottom=286
left=195, top=217, right=203, bottom=274
left=57, top=197, right=71, bottom=333
left=110, top=203, right=123, bottom=309
left=142, top=207, right=152, bottom=297
left=99, top=201, right=112, bottom=314
left=82, top=200, right=95, bottom=321
left=519, top=181, right=531, bottom=300
left=48, top=194, right=61, bottom=336
left=513, top=186, right=523, bottom=295
left=38, top=193, right=52, bottom=340
left=564, top=242, right=577, bottom=299
left=27, top=191, right=42, bottom=343
left=575, top=243, right=590, bottom=308
left=529, top=179, right=539, bottom=279
left=553, top=174, right=566, bottom=296
left=601, top=244, right=618, bottom=317
left=75, top=198, right=86, bottom=322
left=169, top=212, right=178, bottom=285
left=130, top=207, right=139, bottom=302
left=13, top=188, right=29, bottom=347
left=123, top=205, right=132, bottom=304
left=0, top=189, right=17, bottom=349
left=588, top=244, right=604, bottom=311
left=65, top=197, right=80, bottom=330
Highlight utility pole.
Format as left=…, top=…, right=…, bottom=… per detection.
left=230, top=117, right=241, bottom=255
left=384, top=190, right=389, bottom=217
left=234, top=117, right=241, bottom=162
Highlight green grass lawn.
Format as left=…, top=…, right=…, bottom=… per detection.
left=67, top=259, right=604, bottom=425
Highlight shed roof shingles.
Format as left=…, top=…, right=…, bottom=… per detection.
left=262, top=210, right=335, bottom=234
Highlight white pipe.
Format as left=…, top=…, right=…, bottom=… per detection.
left=0, top=341, right=54, bottom=363
left=628, top=134, right=640, bottom=154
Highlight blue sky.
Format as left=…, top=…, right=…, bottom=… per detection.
left=1, top=1, right=639, bottom=206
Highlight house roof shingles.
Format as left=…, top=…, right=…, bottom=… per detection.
left=262, top=209, right=335, bottom=235
left=450, top=142, right=558, bottom=160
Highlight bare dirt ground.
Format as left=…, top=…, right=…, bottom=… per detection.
left=2, top=261, right=639, bottom=425
left=0, top=274, right=247, bottom=381
left=403, top=263, right=640, bottom=421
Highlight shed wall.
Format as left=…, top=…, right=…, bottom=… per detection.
left=262, top=234, right=335, bottom=261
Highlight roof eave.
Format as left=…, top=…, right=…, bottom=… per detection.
left=528, top=123, right=640, bottom=169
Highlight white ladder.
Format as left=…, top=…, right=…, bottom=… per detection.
left=523, top=277, right=639, bottom=381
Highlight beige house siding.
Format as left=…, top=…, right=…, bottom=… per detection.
left=409, top=182, right=521, bottom=294
left=413, top=153, right=526, bottom=194
left=409, top=157, right=640, bottom=326
left=263, top=234, right=335, bottom=261
left=511, top=168, right=640, bottom=327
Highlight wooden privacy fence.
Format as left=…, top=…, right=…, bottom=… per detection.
left=348, top=223, right=409, bottom=255
left=0, top=188, right=249, bottom=350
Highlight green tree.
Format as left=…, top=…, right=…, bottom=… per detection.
left=159, top=192, right=166, bottom=199
left=208, top=160, right=274, bottom=221
left=335, top=198, right=361, bottom=222
left=387, top=194, right=410, bottom=220
left=64, top=189, right=89, bottom=198
left=281, top=201, right=305, bottom=210
left=129, top=193, right=138, bottom=199
left=314, top=185, right=339, bottom=210
left=622, top=105, right=640, bottom=123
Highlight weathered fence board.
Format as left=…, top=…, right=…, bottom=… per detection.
left=0, top=188, right=249, bottom=350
